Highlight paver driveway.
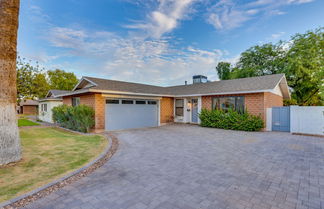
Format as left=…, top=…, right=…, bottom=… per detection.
left=25, top=124, right=324, bottom=209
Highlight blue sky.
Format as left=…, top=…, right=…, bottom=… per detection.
left=18, top=0, right=323, bottom=86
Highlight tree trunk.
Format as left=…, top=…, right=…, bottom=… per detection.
left=0, top=0, right=21, bottom=165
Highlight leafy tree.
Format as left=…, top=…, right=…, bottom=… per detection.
left=285, top=28, right=324, bottom=105
left=17, top=57, right=34, bottom=100
left=17, top=58, right=79, bottom=100
left=216, top=28, right=324, bottom=106
left=16, top=57, right=49, bottom=100
left=233, top=43, right=286, bottom=78
left=33, top=72, right=50, bottom=99
left=216, top=62, right=232, bottom=80
left=48, top=69, right=78, bottom=91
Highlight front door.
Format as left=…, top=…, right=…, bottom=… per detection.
left=191, top=99, right=198, bottom=123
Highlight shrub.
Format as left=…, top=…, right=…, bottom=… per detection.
left=52, top=105, right=95, bottom=133
left=199, top=109, right=264, bottom=131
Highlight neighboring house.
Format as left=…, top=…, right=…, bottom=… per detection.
left=18, top=99, right=39, bottom=115
left=38, top=90, right=71, bottom=123
left=56, top=74, right=290, bottom=132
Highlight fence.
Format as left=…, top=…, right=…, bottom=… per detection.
left=266, top=105, right=324, bottom=136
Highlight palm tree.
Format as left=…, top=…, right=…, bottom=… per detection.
left=0, top=0, right=21, bottom=165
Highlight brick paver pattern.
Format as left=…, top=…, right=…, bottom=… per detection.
left=24, top=125, right=324, bottom=209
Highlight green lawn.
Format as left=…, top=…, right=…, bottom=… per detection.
left=0, top=127, right=108, bottom=202
left=18, top=119, right=39, bottom=127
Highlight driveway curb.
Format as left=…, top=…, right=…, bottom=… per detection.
left=0, top=132, right=119, bottom=209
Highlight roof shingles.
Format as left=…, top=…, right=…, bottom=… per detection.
left=82, top=74, right=285, bottom=96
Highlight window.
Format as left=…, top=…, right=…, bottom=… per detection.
left=122, top=100, right=134, bottom=104
left=41, top=104, right=47, bottom=112
left=147, top=101, right=157, bottom=105
left=72, top=97, right=80, bottom=107
left=136, top=100, right=146, bottom=104
left=212, top=96, right=245, bottom=113
left=106, top=99, right=119, bottom=104
left=175, top=99, right=184, bottom=116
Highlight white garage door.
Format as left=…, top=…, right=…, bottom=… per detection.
left=105, top=99, right=158, bottom=131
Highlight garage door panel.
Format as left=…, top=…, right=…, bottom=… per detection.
left=105, top=101, right=158, bottom=131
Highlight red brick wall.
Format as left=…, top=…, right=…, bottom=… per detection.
left=63, top=96, right=72, bottom=106
left=22, top=105, right=38, bottom=115
left=201, top=92, right=283, bottom=123
left=264, top=92, right=283, bottom=108
left=202, top=96, right=212, bottom=110
left=94, top=94, right=105, bottom=130
left=245, top=93, right=265, bottom=120
left=160, top=97, right=174, bottom=123
left=62, top=93, right=105, bottom=130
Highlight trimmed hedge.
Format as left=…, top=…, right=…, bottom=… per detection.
left=52, top=104, right=95, bottom=133
left=199, top=109, right=264, bottom=131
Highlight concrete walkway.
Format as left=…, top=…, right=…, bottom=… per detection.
left=24, top=124, right=324, bottom=209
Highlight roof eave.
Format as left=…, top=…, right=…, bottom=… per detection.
left=57, top=88, right=279, bottom=98
left=275, top=74, right=291, bottom=100
left=72, top=77, right=98, bottom=91
left=38, top=98, right=63, bottom=102
left=173, top=89, right=274, bottom=97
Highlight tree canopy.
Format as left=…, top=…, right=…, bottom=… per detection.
left=215, top=28, right=324, bottom=106
left=48, top=69, right=79, bottom=91
left=215, top=62, right=232, bottom=80
left=16, top=57, right=79, bottom=101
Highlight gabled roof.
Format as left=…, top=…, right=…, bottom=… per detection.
left=82, top=76, right=169, bottom=95
left=166, top=74, right=288, bottom=96
left=46, top=90, right=71, bottom=98
left=38, top=90, right=72, bottom=102
left=58, top=74, right=290, bottom=99
left=19, top=99, right=38, bottom=106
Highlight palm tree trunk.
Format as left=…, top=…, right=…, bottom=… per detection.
left=0, top=0, right=21, bottom=165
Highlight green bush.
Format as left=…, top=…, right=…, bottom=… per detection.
left=199, top=109, right=264, bottom=131
left=52, top=105, right=95, bottom=133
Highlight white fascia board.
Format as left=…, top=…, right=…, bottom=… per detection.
left=45, top=90, right=52, bottom=98
left=72, top=77, right=98, bottom=91
left=38, top=98, right=63, bottom=102
left=173, top=89, right=273, bottom=97
left=272, top=74, right=290, bottom=99
left=83, top=77, right=98, bottom=87
left=55, top=88, right=283, bottom=99
left=90, top=89, right=174, bottom=97
left=72, top=77, right=85, bottom=91
left=102, top=94, right=162, bottom=100
left=55, top=88, right=90, bottom=97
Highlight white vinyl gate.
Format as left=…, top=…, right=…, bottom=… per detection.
left=105, top=99, right=158, bottom=131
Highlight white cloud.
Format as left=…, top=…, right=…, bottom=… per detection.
left=25, top=52, right=60, bottom=63
left=287, top=0, right=314, bottom=4
left=270, top=31, right=285, bottom=39
left=207, top=0, right=253, bottom=30
left=46, top=27, right=223, bottom=85
left=126, top=0, right=196, bottom=38
left=206, top=0, right=315, bottom=31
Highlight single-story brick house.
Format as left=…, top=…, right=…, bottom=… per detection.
left=38, top=90, right=71, bottom=123
left=56, top=74, right=290, bottom=132
left=17, top=99, right=39, bottom=115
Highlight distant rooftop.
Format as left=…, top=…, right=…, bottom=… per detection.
left=19, top=99, right=38, bottom=106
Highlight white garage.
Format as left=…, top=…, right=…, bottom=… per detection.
left=105, top=98, right=159, bottom=131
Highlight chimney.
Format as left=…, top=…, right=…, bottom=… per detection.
left=185, top=81, right=187, bottom=85
left=193, top=75, right=208, bottom=84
